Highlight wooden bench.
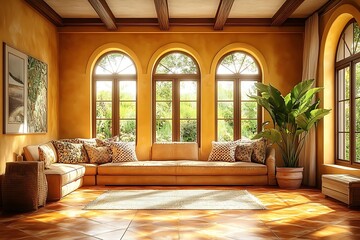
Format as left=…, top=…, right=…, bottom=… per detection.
left=322, top=174, right=360, bottom=207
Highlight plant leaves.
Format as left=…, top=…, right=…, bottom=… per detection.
left=291, top=79, right=314, bottom=105
left=297, top=87, right=322, bottom=114
left=296, top=109, right=331, bottom=131
left=252, top=128, right=282, bottom=144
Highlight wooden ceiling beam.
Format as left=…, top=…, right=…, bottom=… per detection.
left=61, top=18, right=305, bottom=27
left=88, top=0, right=117, bottom=30
left=24, top=0, right=63, bottom=26
left=154, top=0, right=170, bottom=30
left=214, top=0, right=234, bottom=30
left=271, top=0, right=304, bottom=26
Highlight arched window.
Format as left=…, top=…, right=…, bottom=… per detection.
left=216, top=51, right=261, bottom=141
left=336, top=19, right=360, bottom=167
left=153, top=52, right=200, bottom=143
left=93, top=52, right=137, bottom=141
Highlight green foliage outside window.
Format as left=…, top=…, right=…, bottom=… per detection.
left=154, top=52, right=199, bottom=142
left=94, top=52, right=136, bottom=141
left=337, top=20, right=360, bottom=164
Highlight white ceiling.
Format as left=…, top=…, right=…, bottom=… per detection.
left=292, top=0, right=329, bottom=18
left=44, top=0, right=329, bottom=19
left=229, top=0, right=285, bottom=18
left=107, top=0, right=157, bottom=18
left=168, top=0, right=220, bottom=18
left=45, top=0, right=98, bottom=18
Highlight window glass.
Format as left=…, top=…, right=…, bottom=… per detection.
left=93, top=52, right=136, bottom=141
left=336, top=19, right=360, bottom=166
left=153, top=52, right=200, bottom=143
left=155, top=53, right=198, bottom=74
left=216, top=52, right=260, bottom=141
left=336, top=21, right=360, bottom=62
left=95, top=53, right=136, bottom=75
left=217, top=52, right=259, bottom=75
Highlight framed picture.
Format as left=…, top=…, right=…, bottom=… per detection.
left=3, top=43, right=47, bottom=134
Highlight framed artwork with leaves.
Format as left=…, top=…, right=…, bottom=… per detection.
left=3, top=43, right=47, bottom=134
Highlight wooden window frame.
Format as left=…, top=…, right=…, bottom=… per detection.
left=152, top=51, right=201, bottom=144
left=92, top=51, right=137, bottom=141
left=335, top=19, right=360, bottom=168
left=215, top=51, right=262, bottom=141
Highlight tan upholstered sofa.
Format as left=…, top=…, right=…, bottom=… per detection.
left=23, top=141, right=276, bottom=201
left=97, top=142, right=276, bottom=186
left=23, top=145, right=96, bottom=201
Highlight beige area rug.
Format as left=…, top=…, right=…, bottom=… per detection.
left=84, top=190, right=266, bottom=210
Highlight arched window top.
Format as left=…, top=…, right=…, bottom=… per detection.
left=155, top=52, right=198, bottom=74
left=336, top=20, right=360, bottom=62
left=95, top=52, right=136, bottom=75
left=217, top=52, right=259, bottom=75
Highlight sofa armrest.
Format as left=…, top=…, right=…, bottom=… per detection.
left=266, top=147, right=277, bottom=185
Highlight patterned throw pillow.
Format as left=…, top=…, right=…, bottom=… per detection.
left=208, top=141, right=237, bottom=162
left=242, top=138, right=267, bottom=164
left=111, top=142, right=138, bottom=162
left=83, top=144, right=111, bottom=164
left=95, top=138, right=113, bottom=155
left=38, top=142, right=57, bottom=168
left=59, top=138, right=82, bottom=144
left=96, top=136, right=119, bottom=146
left=77, top=138, right=97, bottom=146
left=52, top=141, right=89, bottom=164
left=96, top=138, right=111, bottom=147
left=235, top=142, right=253, bottom=162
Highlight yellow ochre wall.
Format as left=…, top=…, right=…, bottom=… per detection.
left=0, top=0, right=59, bottom=175
left=317, top=0, right=360, bottom=183
left=58, top=26, right=303, bottom=160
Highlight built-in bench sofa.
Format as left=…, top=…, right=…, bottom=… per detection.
left=23, top=141, right=276, bottom=201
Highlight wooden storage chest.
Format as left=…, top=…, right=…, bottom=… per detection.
left=322, top=174, right=360, bottom=207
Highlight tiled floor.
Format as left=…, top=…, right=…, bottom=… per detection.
left=0, top=186, right=360, bottom=239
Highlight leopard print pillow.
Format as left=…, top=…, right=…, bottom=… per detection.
left=235, top=142, right=253, bottom=162
left=52, top=141, right=89, bottom=164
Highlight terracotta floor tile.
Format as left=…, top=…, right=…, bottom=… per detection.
left=87, top=229, right=127, bottom=240
left=1, top=186, right=360, bottom=240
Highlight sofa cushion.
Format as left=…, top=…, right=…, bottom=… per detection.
left=151, top=142, right=198, bottom=161
left=77, top=163, right=98, bottom=176
left=176, top=160, right=268, bottom=175
left=98, top=161, right=178, bottom=175
left=44, top=163, right=85, bottom=187
left=97, top=160, right=267, bottom=176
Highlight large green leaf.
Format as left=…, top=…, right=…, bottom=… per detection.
left=268, top=84, right=285, bottom=109
left=304, top=100, right=320, bottom=118
left=251, top=96, right=276, bottom=126
left=296, top=109, right=331, bottom=131
left=284, top=93, right=293, bottom=112
left=254, top=82, right=269, bottom=95
left=252, top=128, right=282, bottom=144
left=291, top=79, right=314, bottom=105
left=297, top=87, right=322, bottom=113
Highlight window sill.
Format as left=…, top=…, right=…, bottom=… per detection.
left=323, top=164, right=360, bottom=171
